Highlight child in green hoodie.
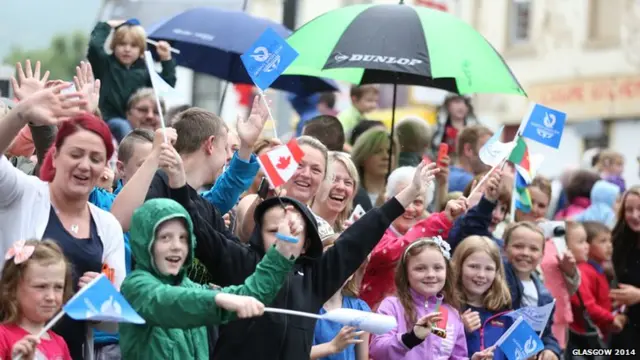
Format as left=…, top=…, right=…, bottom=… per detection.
left=119, top=198, right=304, bottom=359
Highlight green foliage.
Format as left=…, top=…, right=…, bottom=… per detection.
left=3, top=31, right=88, bottom=81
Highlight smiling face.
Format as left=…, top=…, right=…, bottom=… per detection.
left=52, top=129, right=108, bottom=198
left=127, top=97, right=161, bottom=131
left=284, top=144, right=326, bottom=204
left=152, top=218, right=189, bottom=276
left=391, top=180, right=425, bottom=234
left=316, top=161, right=355, bottom=215
left=17, top=260, right=66, bottom=325
left=504, top=226, right=545, bottom=279
left=406, top=247, right=447, bottom=298
left=461, top=250, right=497, bottom=302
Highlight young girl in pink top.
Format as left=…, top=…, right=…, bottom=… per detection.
left=370, top=237, right=494, bottom=360
left=0, top=239, right=73, bottom=360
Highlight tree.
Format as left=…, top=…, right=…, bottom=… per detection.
left=3, top=31, right=88, bottom=81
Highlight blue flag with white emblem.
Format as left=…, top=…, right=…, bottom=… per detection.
left=519, top=103, right=566, bottom=149
left=496, top=317, right=545, bottom=360
left=63, top=274, right=145, bottom=324
left=241, top=28, right=299, bottom=90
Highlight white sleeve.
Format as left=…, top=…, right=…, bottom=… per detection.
left=0, top=155, right=40, bottom=207
left=98, top=210, right=126, bottom=290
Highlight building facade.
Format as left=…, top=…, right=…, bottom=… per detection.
left=459, top=0, right=640, bottom=183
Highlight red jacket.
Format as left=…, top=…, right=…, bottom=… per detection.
left=570, top=261, right=614, bottom=335
left=360, top=211, right=453, bottom=310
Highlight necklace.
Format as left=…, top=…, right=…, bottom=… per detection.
left=70, top=224, right=80, bottom=234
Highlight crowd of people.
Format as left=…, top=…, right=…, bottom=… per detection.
left=0, top=17, right=639, bottom=360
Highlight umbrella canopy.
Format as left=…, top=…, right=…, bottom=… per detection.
left=284, top=3, right=526, bottom=96
left=146, top=7, right=338, bottom=94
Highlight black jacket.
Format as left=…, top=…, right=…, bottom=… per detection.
left=166, top=177, right=405, bottom=360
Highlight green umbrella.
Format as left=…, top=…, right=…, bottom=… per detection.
left=284, top=3, right=525, bottom=96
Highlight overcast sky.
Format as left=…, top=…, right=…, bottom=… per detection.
left=0, top=0, right=101, bottom=60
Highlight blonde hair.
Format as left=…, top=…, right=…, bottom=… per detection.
left=395, top=239, right=459, bottom=328
left=311, top=152, right=360, bottom=232
left=297, top=135, right=329, bottom=180
left=452, top=236, right=511, bottom=311
left=0, top=240, right=74, bottom=324
left=503, top=221, right=545, bottom=248
left=110, top=25, right=147, bottom=53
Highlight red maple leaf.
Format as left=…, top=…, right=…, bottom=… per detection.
left=276, top=156, right=291, bottom=169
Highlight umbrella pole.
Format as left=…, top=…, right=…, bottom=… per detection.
left=387, top=81, right=398, bottom=180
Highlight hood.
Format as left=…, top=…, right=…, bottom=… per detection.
left=248, top=197, right=323, bottom=262
left=590, top=180, right=619, bottom=207
left=129, top=198, right=196, bottom=281
left=288, top=93, right=321, bottom=123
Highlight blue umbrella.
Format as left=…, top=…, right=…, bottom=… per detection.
left=146, top=7, right=338, bottom=95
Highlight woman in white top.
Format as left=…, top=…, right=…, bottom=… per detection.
left=310, top=151, right=360, bottom=235
left=0, top=63, right=125, bottom=359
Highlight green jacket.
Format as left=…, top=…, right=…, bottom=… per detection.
left=119, top=198, right=294, bottom=360
left=87, top=22, right=177, bottom=121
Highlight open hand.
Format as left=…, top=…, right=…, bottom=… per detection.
left=557, top=251, right=577, bottom=277
left=13, top=83, right=87, bottom=126
left=413, top=311, right=442, bottom=340
left=74, top=61, right=101, bottom=113
left=11, top=334, right=39, bottom=360
left=237, top=95, right=270, bottom=149
left=214, top=293, right=265, bottom=318
left=610, top=284, right=640, bottom=306
left=11, top=60, right=50, bottom=101
left=411, top=161, right=439, bottom=195
left=461, top=308, right=482, bottom=333
left=329, top=326, right=365, bottom=354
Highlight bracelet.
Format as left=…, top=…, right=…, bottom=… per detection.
left=275, top=232, right=299, bottom=244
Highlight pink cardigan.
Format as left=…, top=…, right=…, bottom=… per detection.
left=554, top=197, right=590, bottom=220
left=540, top=239, right=581, bottom=349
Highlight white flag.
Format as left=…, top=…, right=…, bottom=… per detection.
left=479, top=126, right=515, bottom=167
left=505, top=300, right=556, bottom=333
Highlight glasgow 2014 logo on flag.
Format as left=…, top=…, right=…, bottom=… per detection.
left=519, top=103, right=567, bottom=149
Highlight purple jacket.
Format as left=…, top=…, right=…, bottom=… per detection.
left=370, top=291, right=468, bottom=360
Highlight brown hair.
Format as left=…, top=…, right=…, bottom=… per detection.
left=566, top=170, right=601, bottom=203
left=350, top=85, right=379, bottom=100
left=395, top=239, right=459, bottom=328
left=595, top=149, right=624, bottom=172
left=530, top=176, right=552, bottom=200
left=395, top=117, right=432, bottom=153
left=456, top=125, right=493, bottom=157
left=612, top=186, right=640, bottom=277
left=503, top=221, right=545, bottom=247
left=582, top=221, right=610, bottom=244
left=452, top=236, right=511, bottom=311
left=0, top=240, right=74, bottom=324
left=302, top=115, right=345, bottom=152
left=172, top=108, right=228, bottom=154
left=462, top=171, right=512, bottom=212
left=109, top=25, right=147, bottom=52
left=117, top=128, right=153, bottom=164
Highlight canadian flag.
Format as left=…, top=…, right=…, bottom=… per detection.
left=258, top=139, right=305, bottom=188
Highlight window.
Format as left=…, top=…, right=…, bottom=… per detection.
left=508, top=0, right=532, bottom=44
left=587, top=0, right=622, bottom=44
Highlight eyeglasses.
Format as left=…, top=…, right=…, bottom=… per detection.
left=134, top=106, right=160, bottom=115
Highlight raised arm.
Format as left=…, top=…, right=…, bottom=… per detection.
left=200, top=152, right=259, bottom=215
left=87, top=22, right=116, bottom=79
left=110, top=128, right=176, bottom=231
left=313, top=162, right=440, bottom=301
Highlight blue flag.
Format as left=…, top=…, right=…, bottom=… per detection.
left=63, top=274, right=145, bottom=324
left=504, top=301, right=556, bottom=333
left=496, top=317, right=545, bottom=360
left=241, top=28, right=299, bottom=90
left=520, top=103, right=566, bottom=149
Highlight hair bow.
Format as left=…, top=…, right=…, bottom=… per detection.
left=403, top=235, right=451, bottom=261
left=5, top=240, right=35, bottom=265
